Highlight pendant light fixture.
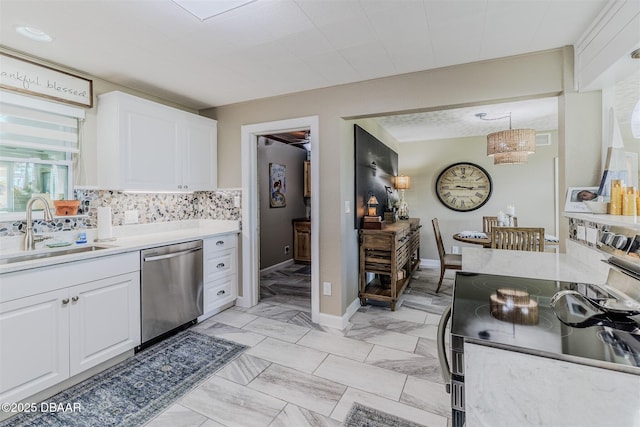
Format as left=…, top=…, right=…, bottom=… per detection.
left=476, top=113, right=536, bottom=165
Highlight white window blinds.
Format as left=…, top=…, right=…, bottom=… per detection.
left=0, top=92, right=84, bottom=153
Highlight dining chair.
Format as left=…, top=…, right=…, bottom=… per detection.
left=432, top=218, right=462, bottom=293
left=491, top=227, right=545, bottom=252
left=482, top=216, right=518, bottom=234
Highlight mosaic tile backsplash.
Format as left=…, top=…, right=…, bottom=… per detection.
left=0, top=189, right=241, bottom=237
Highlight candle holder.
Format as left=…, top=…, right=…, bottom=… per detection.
left=608, top=179, right=623, bottom=215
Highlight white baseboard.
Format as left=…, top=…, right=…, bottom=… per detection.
left=313, top=297, right=361, bottom=330
left=259, top=258, right=295, bottom=275
left=420, top=258, right=440, bottom=269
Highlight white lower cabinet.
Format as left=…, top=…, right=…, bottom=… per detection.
left=69, top=273, right=140, bottom=376
left=200, top=233, right=238, bottom=320
left=0, top=289, right=70, bottom=403
left=0, top=253, right=140, bottom=403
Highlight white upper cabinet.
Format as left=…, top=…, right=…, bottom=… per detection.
left=97, top=91, right=217, bottom=191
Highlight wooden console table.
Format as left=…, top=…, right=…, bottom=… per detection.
left=358, top=218, right=421, bottom=310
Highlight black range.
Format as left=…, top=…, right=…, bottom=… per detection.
left=451, top=271, right=640, bottom=372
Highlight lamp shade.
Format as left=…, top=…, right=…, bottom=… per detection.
left=367, top=195, right=379, bottom=216
left=395, top=175, right=411, bottom=190
left=487, top=129, right=536, bottom=158
left=493, top=151, right=529, bottom=165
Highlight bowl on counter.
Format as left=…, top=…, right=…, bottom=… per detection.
left=584, top=200, right=608, bottom=214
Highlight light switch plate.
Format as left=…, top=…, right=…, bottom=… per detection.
left=576, top=225, right=586, bottom=241
left=345, top=201, right=351, bottom=214
left=233, top=196, right=241, bottom=207
left=586, top=227, right=598, bottom=244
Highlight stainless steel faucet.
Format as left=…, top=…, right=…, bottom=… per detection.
left=23, top=196, right=54, bottom=250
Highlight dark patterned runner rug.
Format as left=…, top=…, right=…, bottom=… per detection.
left=343, top=402, right=426, bottom=427
left=1, top=330, right=246, bottom=427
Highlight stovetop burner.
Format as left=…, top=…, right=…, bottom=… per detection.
left=452, top=272, right=640, bottom=370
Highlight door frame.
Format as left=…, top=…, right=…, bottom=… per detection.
left=238, top=116, right=320, bottom=323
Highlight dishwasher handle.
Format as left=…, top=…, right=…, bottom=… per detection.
left=438, top=304, right=452, bottom=394
left=143, top=247, right=202, bottom=262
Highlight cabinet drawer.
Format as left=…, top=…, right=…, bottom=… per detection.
left=204, top=249, right=236, bottom=281
left=204, top=234, right=237, bottom=253
left=203, top=275, right=236, bottom=313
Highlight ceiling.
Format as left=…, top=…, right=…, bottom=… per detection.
left=0, top=0, right=608, bottom=111
left=4, top=0, right=632, bottom=143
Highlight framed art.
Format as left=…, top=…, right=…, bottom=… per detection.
left=0, top=52, right=93, bottom=108
left=269, top=163, right=286, bottom=208
left=564, top=187, right=599, bottom=212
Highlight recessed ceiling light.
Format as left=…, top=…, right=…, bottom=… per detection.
left=16, top=26, right=52, bottom=42
left=172, top=0, right=257, bottom=21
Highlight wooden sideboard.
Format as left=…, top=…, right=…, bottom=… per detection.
left=358, top=218, right=421, bottom=310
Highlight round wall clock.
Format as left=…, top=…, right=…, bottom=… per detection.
left=435, top=162, right=493, bottom=212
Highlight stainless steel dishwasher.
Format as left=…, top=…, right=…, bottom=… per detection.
left=140, top=240, right=203, bottom=348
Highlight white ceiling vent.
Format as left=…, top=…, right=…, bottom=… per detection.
left=536, top=133, right=551, bottom=146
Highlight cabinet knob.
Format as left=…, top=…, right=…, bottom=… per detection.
left=72, top=296, right=79, bottom=302
left=216, top=263, right=225, bottom=269
left=216, top=240, right=224, bottom=246
left=217, top=290, right=226, bottom=296
left=62, top=298, right=70, bottom=305
left=178, top=185, right=183, bottom=189
left=184, top=185, right=188, bottom=189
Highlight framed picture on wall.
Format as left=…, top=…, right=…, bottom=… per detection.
left=269, top=163, right=286, bottom=208
left=564, top=186, right=599, bottom=212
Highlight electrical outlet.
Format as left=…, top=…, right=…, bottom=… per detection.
left=124, top=209, right=139, bottom=224
left=233, top=196, right=241, bottom=207
left=345, top=201, right=351, bottom=214
left=451, top=246, right=460, bottom=254
left=323, top=282, right=331, bottom=296
left=284, top=245, right=290, bottom=255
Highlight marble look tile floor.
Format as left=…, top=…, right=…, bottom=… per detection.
left=144, top=264, right=454, bottom=427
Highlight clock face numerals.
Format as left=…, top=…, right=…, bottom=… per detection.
left=436, top=163, right=492, bottom=212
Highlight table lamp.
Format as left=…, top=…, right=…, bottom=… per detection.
left=367, top=195, right=379, bottom=217
left=395, top=175, right=410, bottom=219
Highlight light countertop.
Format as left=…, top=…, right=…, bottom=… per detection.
left=0, top=219, right=240, bottom=275
left=461, top=246, right=609, bottom=284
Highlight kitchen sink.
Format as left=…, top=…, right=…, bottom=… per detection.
left=0, top=245, right=114, bottom=265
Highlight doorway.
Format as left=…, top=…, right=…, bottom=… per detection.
left=239, top=116, right=320, bottom=323
left=258, top=132, right=311, bottom=308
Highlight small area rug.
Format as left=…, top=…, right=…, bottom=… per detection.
left=1, top=330, right=246, bottom=427
left=343, top=402, right=426, bottom=427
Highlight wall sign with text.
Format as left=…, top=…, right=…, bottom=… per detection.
left=0, top=53, right=93, bottom=108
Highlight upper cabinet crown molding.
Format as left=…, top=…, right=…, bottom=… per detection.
left=96, top=91, right=217, bottom=192
left=574, top=0, right=640, bottom=91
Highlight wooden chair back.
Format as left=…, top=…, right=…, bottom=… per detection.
left=432, top=218, right=462, bottom=293
left=483, top=216, right=518, bottom=234
left=432, top=218, right=446, bottom=260
left=491, top=227, right=544, bottom=252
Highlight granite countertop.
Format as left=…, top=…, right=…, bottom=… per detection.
left=0, top=219, right=240, bottom=274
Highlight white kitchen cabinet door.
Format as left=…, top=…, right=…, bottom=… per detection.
left=69, top=272, right=140, bottom=376
left=121, top=107, right=181, bottom=191
left=97, top=91, right=217, bottom=191
left=0, top=289, right=70, bottom=403
left=182, top=115, right=217, bottom=190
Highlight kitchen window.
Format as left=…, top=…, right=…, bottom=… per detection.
left=0, top=91, right=84, bottom=215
